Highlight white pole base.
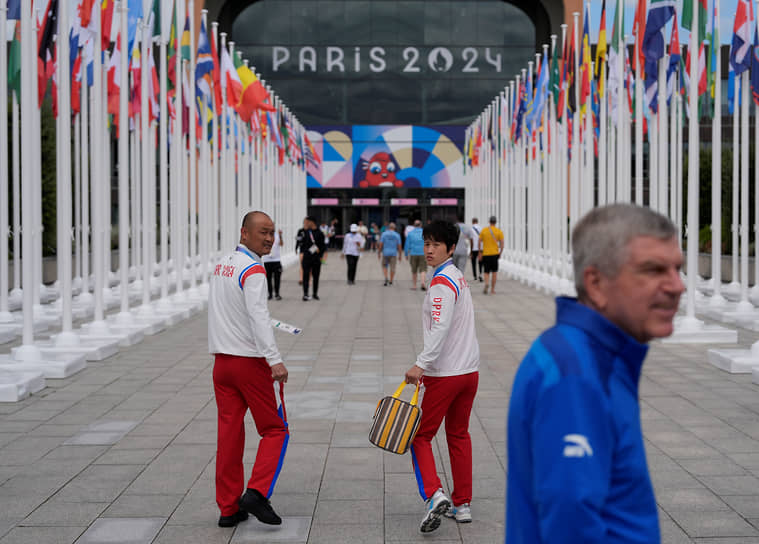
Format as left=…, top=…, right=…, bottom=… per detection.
left=722, top=281, right=742, bottom=301
left=708, top=348, right=759, bottom=374
left=33, top=334, right=120, bottom=362
left=662, top=316, right=738, bottom=344
left=752, top=366, right=759, bottom=384
left=706, top=293, right=728, bottom=309
left=11, top=312, right=50, bottom=334
left=75, top=323, right=145, bottom=347
left=0, top=324, right=21, bottom=345
left=0, top=370, right=45, bottom=402
left=0, top=348, right=86, bottom=379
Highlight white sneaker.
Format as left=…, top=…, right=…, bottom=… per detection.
left=419, top=489, right=451, bottom=533
left=444, top=503, right=472, bottom=523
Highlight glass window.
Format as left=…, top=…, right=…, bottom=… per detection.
left=230, top=0, right=538, bottom=125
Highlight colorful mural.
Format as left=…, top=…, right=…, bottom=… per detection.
left=305, top=125, right=465, bottom=189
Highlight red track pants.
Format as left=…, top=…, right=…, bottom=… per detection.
left=410, top=372, right=478, bottom=507
left=213, top=354, right=289, bottom=517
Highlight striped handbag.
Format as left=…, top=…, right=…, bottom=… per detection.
left=368, top=381, right=422, bottom=454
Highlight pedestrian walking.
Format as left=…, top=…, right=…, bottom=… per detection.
left=404, top=219, right=427, bottom=290
left=208, top=211, right=289, bottom=528
left=342, top=223, right=365, bottom=284
left=478, top=216, right=504, bottom=295
left=297, top=216, right=327, bottom=301
left=263, top=228, right=283, bottom=300
left=469, top=218, right=483, bottom=282
left=378, top=222, right=402, bottom=286
left=453, top=215, right=470, bottom=274
left=506, top=204, right=684, bottom=544
left=405, top=220, right=480, bottom=534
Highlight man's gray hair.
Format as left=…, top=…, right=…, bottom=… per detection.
left=572, top=204, right=677, bottom=298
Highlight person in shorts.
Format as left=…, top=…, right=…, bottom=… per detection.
left=478, top=216, right=504, bottom=295
left=404, top=220, right=427, bottom=290
left=378, top=222, right=402, bottom=286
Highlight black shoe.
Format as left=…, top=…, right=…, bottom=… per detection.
left=218, top=510, right=249, bottom=528
left=421, top=285, right=426, bottom=291
left=384, top=280, right=388, bottom=286
left=268, top=294, right=273, bottom=300
left=275, top=295, right=282, bottom=301
left=302, top=295, right=310, bottom=301
left=239, top=488, right=282, bottom=525
left=389, top=281, right=393, bottom=285
left=479, top=277, right=484, bottom=282
left=312, top=294, right=320, bottom=300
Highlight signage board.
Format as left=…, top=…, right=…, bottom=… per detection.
left=390, top=198, right=418, bottom=205
left=352, top=198, right=380, bottom=206
left=430, top=198, right=458, bottom=206
left=311, top=198, right=339, bottom=205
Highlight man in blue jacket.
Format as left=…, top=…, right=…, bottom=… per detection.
left=506, top=204, right=684, bottom=543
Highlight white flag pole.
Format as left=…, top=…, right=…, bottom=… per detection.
left=11, top=90, right=21, bottom=301
left=187, top=0, right=199, bottom=297
left=736, top=70, right=752, bottom=312
left=658, top=57, right=668, bottom=215
left=158, top=3, right=171, bottom=305
left=0, top=2, right=11, bottom=324
left=116, top=1, right=132, bottom=321
left=140, top=21, right=152, bottom=311
left=710, top=1, right=725, bottom=306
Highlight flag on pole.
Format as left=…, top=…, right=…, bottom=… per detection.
left=235, top=52, right=275, bottom=122
left=682, top=0, right=708, bottom=46
left=579, top=5, right=592, bottom=113
left=37, top=0, right=59, bottom=106
left=107, top=34, right=121, bottom=118
left=222, top=45, right=242, bottom=110
left=595, top=0, right=608, bottom=97
left=129, top=44, right=141, bottom=120
left=209, top=25, right=223, bottom=115
left=751, top=23, right=759, bottom=104
left=195, top=19, right=214, bottom=107
left=8, top=21, right=20, bottom=96
left=72, top=53, right=83, bottom=114
left=608, top=0, right=623, bottom=120
left=728, top=58, right=736, bottom=113
left=643, top=0, right=675, bottom=112
left=7, top=0, right=19, bottom=20
left=127, top=0, right=143, bottom=64
left=633, top=0, right=647, bottom=72
left=550, top=37, right=560, bottom=106
left=707, top=0, right=719, bottom=99
left=667, top=11, right=681, bottom=104
left=527, top=53, right=549, bottom=131
left=181, top=15, right=191, bottom=62
left=102, top=0, right=115, bottom=50
left=730, top=0, right=752, bottom=75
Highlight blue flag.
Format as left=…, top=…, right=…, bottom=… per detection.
left=127, top=0, right=143, bottom=64
left=642, top=0, right=675, bottom=113
left=728, top=61, right=736, bottom=115
left=751, top=25, right=759, bottom=105
left=7, top=0, right=19, bottom=20
left=526, top=54, right=549, bottom=132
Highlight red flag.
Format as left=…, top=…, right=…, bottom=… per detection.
left=37, top=0, right=58, bottom=106
left=633, top=0, right=646, bottom=73
left=72, top=53, right=82, bottom=115
left=101, top=0, right=115, bottom=50
left=209, top=27, right=223, bottom=114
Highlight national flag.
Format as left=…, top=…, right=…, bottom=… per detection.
left=101, top=0, right=115, bottom=50
left=127, top=0, right=143, bottom=64
left=236, top=51, right=275, bottom=122
left=129, top=45, right=141, bottom=120
left=304, top=132, right=321, bottom=167
left=107, top=34, right=121, bottom=118
left=150, top=0, right=161, bottom=38
left=267, top=111, right=282, bottom=148
left=682, top=0, right=708, bottom=46
left=209, top=23, right=223, bottom=114
left=608, top=0, right=623, bottom=120
left=72, top=53, right=83, bottom=115
left=566, top=27, right=577, bottom=118
left=686, top=42, right=708, bottom=97
left=579, top=5, right=592, bottom=113
left=7, top=0, right=19, bottom=20
left=37, top=0, right=59, bottom=106
left=195, top=19, right=214, bottom=108
left=181, top=15, right=191, bottom=61
left=728, top=59, right=736, bottom=114
left=643, top=0, right=675, bottom=112
left=527, top=52, right=549, bottom=131
left=148, top=49, right=159, bottom=121
left=167, top=3, right=177, bottom=92
left=8, top=21, right=21, bottom=96
left=222, top=45, right=242, bottom=109
left=595, top=0, right=608, bottom=98
left=550, top=38, right=560, bottom=107
left=730, top=0, right=752, bottom=75
left=751, top=23, right=759, bottom=105
left=667, top=11, right=681, bottom=104
left=632, top=0, right=647, bottom=73
left=707, top=0, right=719, bottom=99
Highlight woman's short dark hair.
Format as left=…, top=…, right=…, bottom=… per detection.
left=422, top=220, right=459, bottom=252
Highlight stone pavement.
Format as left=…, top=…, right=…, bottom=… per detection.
left=1, top=251, right=759, bottom=543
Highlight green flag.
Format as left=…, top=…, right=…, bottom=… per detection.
left=8, top=21, right=20, bottom=96
left=550, top=38, right=560, bottom=104
left=682, top=0, right=707, bottom=43
left=151, top=0, right=161, bottom=38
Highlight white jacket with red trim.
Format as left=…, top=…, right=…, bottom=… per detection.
left=415, top=259, right=480, bottom=377
left=208, top=244, right=283, bottom=365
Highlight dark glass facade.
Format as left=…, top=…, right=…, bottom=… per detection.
left=230, top=0, right=538, bottom=125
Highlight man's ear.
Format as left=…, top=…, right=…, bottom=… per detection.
left=582, top=266, right=608, bottom=310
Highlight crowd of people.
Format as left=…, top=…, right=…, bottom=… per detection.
left=207, top=204, right=684, bottom=542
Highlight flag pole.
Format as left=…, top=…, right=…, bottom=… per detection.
left=737, top=70, right=752, bottom=312
left=187, top=0, right=199, bottom=297
left=172, top=0, right=184, bottom=301
left=710, top=0, right=725, bottom=307
left=220, top=32, right=228, bottom=250
left=140, top=20, right=152, bottom=312
left=0, top=1, right=11, bottom=324
left=730, top=73, right=740, bottom=294
left=158, top=2, right=171, bottom=305
left=11, top=89, right=21, bottom=302
left=635, top=34, right=643, bottom=204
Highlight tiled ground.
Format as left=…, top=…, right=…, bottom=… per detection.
left=0, top=252, right=759, bottom=543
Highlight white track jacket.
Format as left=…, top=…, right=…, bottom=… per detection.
left=414, top=259, right=479, bottom=377
left=208, top=245, right=283, bottom=366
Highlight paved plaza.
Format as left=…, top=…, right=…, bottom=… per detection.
left=1, top=254, right=759, bottom=543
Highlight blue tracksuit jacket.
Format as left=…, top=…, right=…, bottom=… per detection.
left=506, top=297, right=659, bottom=544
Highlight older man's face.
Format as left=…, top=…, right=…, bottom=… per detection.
left=595, top=236, right=684, bottom=343
left=241, top=215, right=275, bottom=256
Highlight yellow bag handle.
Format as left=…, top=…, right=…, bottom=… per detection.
left=392, top=380, right=420, bottom=406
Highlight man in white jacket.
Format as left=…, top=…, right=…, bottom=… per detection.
left=208, top=211, right=289, bottom=528
left=405, top=220, right=480, bottom=534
